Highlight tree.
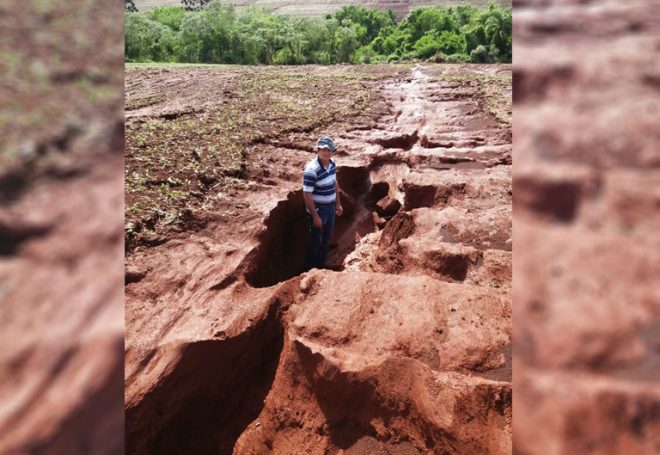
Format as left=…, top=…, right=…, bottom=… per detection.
left=414, top=31, right=464, bottom=59
left=462, top=23, right=487, bottom=54
left=334, top=5, right=395, bottom=46
left=238, top=7, right=287, bottom=63
left=481, top=3, right=511, bottom=61
left=148, top=7, right=186, bottom=32
left=402, top=7, right=457, bottom=44
left=453, top=4, right=477, bottom=27
left=334, top=23, right=359, bottom=62
left=302, top=18, right=334, bottom=64
left=181, top=0, right=211, bottom=11
left=177, top=2, right=238, bottom=63
left=125, top=13, right=176, bottom=61
left=413, top=34, right=440, bottom=59
left=469, top=44, right=488, bottom=63
left=123, top=3, right=511, bottom=65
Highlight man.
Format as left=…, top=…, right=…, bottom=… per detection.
left=302, top=136, right=343, bottom=271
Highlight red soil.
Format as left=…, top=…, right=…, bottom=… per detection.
left=513, top=1, right=660, bottom=453
left=125, top=63, right=512, bottom=454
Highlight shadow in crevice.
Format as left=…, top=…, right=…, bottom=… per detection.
left=125, top=304, right=285, bottom=455
left=0, top=172, right=28, bottom=205
left=370, top=130, right=419, bottom=151
left=514, top=177, right=581, bottom=223
left=244, top=191, right=309, bottom=288
left=326, top=166, right=377, bottom=270
left=293, top=340, right=388, bottom=449
left=292, top=341, right=465, bottom=454
left=244, top=167, right=381, bottom=286
left=0, top=219, right=52, bottom=256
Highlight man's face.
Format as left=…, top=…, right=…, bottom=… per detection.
left=318, top=147, right=332, bottom=161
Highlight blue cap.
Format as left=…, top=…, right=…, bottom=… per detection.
left=314, top=136, right=336, bottom=152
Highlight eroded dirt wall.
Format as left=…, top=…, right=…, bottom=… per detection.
left=513, top=1, right=660, bottom=453
left=0, top=0, right=125, bottom=453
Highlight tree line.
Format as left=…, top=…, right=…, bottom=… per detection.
left=125, top=1, right=511, bottom=64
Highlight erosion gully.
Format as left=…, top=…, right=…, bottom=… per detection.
left=125, top=64, right=512, bottom=455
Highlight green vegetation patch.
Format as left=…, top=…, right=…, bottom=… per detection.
left=124, top=1, right=511, bottom=65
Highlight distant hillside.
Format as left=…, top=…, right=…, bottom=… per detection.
left=133, top=0, right=512, bottom=20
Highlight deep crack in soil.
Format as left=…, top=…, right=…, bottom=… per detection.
left=245, top=164, right=401, bottom=286
left=125, top=63, right=512, bottom=454
left=126, top=301, right=284, bottom=455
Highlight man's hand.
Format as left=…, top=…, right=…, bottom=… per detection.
left=336, top=204, right=343, bottom=217
left=312, top=214, right=323, bottom=229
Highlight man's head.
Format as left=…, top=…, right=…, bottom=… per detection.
left=314, top=136, right=336, bottom=161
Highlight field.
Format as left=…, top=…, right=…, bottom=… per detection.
left=134, top=0, right=512, bottom=20
left=125, top=64, right=409, bottom=249
left=125, top=62, right=512, bottom=454
left=125, top=63, right=510, bottom=250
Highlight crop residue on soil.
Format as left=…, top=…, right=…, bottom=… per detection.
left=125, top=63, right=512, bottom=454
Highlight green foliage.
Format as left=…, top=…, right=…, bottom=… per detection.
left=334, top=5, right=396, bottom=46
left=371, top=1, right=511, bottom=64
left=445, top=53, right=469, bottom=63
left=469, top=44, right=489, bottom=63
left=177, top=1, right=239, bottom=63
left=125, top=13, right=177, bottom=62
left=413, top=31, right=465, bottom=59
left=402, top=7, right=458, bottom=43
left=124, top=0, right=511, bottom=64
left=148, top=7, right=186, bottom=32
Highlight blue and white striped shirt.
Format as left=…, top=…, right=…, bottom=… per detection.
left=303, top=157, right=336, bottom=205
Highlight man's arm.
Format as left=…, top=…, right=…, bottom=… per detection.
left=303, top=191, right=322, bottom=228
left=303, top=168, right=323, bottom=228
left=335, top=182, right=343, bottom=216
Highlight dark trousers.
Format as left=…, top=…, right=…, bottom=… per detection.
left=304, top=203, right=336, bottom=271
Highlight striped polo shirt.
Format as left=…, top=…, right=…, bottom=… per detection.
left=303, top=157, right=336, bottom=205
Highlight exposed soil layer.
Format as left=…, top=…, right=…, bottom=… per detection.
left=125, top=63, right=512, bottom=454
left=244, top=191, right=309, bottom=287
left=126, top=302, right=284, bottom=455
left=514, top=1, right=660, bottom=454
